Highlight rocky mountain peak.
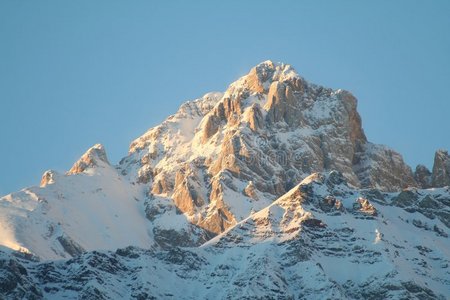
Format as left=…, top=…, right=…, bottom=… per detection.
left=414, top=164, right=432, bottom=189
left=432, top=149, right=450, bottom=187
left=114, top=61, right=420, bottom=244
left=67, top=143, right=109, bottom=175
left=39, top=170, right=60, bottom=187
left=242, top=60, right=301, bottom=93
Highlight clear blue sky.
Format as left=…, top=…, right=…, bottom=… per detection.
left=1, top=1, right=449, bottom=196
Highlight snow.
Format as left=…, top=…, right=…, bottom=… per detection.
left=0, top=162, right=153, bottom=259
left=198, top=172, right=450, bottom=297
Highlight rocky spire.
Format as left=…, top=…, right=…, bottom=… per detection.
left=67, top=144, right=109, bottom=175
left=432, top=149, right=450, bottom=187
left=414, top=164, right=432, bottom=189
left=40, top=170, right=60, bottom=187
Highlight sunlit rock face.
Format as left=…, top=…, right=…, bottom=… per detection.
left=121, top=60, right=417, bottom=235
left=40, top=170, right=60, bottom=187
left=67, top=144, right=109, bottom=174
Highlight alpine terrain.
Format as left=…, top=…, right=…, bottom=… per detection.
left=1, top=61, right=449, bottom=299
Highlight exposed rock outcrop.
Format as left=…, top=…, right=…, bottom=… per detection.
left=243, top=103, right=264, bottom=131
left=415, top=164, right=432, bottom=189
left=265, top=81, right=297, bottom=125
left=243, top=181, right=258, bottom=200
left=353, top=143, right=416, bottom=191
left=201, top=114, right=220, bottom=142
left=40, top=170, right=59, bottom=187
left=392, top=188, right=450, bottom=229
left=354, top=197, right=377, bottom=216
left=432, top=149, right=450, bottom=187
left=172, top=164, right=206, bottom=215
left=67, top=144, right=109, bottom=175
left=57, top=235, right=85, bottom=257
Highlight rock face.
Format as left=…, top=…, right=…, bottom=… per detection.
left=67, top=144, right=109, bottom=174
left=415, top=164, right=432, bottom=189
left=121, top=60, right=416, bottom=237
left=39, top=170, right=60, bottom=187
left=353, top=143, right=416, bottom=190
left=432, top=149, right=450, bottom=187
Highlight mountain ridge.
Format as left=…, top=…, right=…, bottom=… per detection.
left=1, top=171, right=449, bottom=299
left=0, top=60, right=449, bottom=299
left=2, top=60, right=449, bottom=256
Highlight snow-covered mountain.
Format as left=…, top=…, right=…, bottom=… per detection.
left=1, top=172, right=449, bottom=299
left=1, top=61, right=449, bottom=299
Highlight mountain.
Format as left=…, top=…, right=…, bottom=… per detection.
left=0, top=61, right=449, bottom=299
left=1, top=172, right=449, bottom=299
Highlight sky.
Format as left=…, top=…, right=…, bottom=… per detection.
left=0, top=0, right=449, bottom=196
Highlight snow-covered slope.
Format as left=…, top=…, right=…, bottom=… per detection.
left=0, top=145, right=152, bottom=259
left=1, top=60, right=449, bottom=299
left=1, top=172, right=449, bottom=299
left=203, top=172, right=450, bottom=298
left=0, top=144, right=208, bottom=259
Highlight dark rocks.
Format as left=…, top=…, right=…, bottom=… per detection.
left=360, top=189, right=387, bottom=204
left=432, top=149, right=450, bottom=187
left=353, top=144, right=417, bottom=192
left=0, top=253, right=43, bottom=299
left=418, top=195, right=442, bottom=209
left=413, top=149, right=450, bottom=189
left=318, top=196, right=343, bottom=213
left=326, top=170, right=347, bottom=187
left=391, top=189, right=450, bottom=229
left=57, top=235, right=85, bottom=257
left=415, top=164, right=432, bottom=189
left=153, top=228, right=202, bottom=248
left=144, top=200, right=172, bottom=222
left=115, top=246, right=142, bottom=259
left=392, top=190, right=419, bottom=208
left=155, top=247, right=206, bottom=271
left=302, top=218, right=327, bottom=228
